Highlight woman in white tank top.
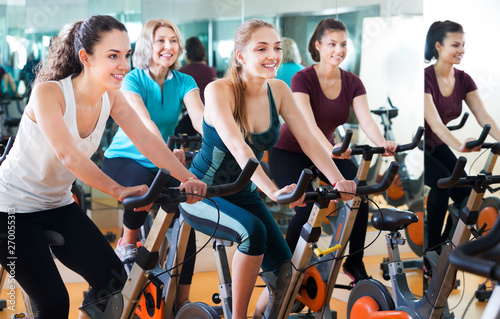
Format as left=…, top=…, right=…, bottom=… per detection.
left=0, top=15, right=206, bottom=319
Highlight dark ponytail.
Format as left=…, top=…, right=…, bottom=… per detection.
left=424, top=20, right=463, bottom=63
left=35, top=15, right=126, bottom=85
left=308, top=18, right=347, bottom=63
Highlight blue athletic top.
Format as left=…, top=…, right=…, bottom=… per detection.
left=190, top=83, right=280, bottom=192
left=104, top=68, right=198, bottom=168
left=276, top=62, right=305, bottom=88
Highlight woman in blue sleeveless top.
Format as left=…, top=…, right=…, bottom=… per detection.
left=179, top=19, right=356, bottom=319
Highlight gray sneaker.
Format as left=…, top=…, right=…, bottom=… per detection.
left=115, top=238, right=138, bottom=275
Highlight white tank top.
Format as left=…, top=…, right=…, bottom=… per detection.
left=0, top=75, right=110, bottom=213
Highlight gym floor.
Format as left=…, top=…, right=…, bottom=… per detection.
left=0, top=198, right=491, bottom=319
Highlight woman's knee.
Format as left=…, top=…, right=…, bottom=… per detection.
left=238, top=219, right=267, bottom=255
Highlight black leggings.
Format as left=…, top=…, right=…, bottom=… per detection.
left=424, top=144, right=470, bottom=250
left=268, top=148, right=368, bottom=265
left=0, top=203, right=126, bottom=319
left=101, top=157, right=196, bottom=285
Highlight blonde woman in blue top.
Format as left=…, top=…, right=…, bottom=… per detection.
left=101, top=19, right=204, bottom=308
left=275, top=37, right=305, bottom=87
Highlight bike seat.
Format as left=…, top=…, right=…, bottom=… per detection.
left=43, top=230, right=65, bottom=246
left=213, top=238, right=233, bottom=247
left=371, top=108, right=398, bottom=119
left=371, top=207, right=418, bottom=232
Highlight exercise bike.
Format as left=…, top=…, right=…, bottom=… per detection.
left=131, top=133, right=201, bottom=319
left=286, top=126, right=423, bottom=318
left=449, top=211, right=500, bottom=319
left=347, top=132, right=500, bottom=319
left=370, top=100, right=425, bottom=258
left=80, top=158, right=259, bottom=319
left=175, top=154, right=401, bottom=318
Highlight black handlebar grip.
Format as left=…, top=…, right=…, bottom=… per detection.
left=447, top=112, right=469, bottom=131
left=449, top=214, right=500, bottom=280
left=206, top=158, right=259, bottom=198
left=277, top=169, right=313, bottom=204
left=123, top=168, right=171, bottom=209
left=465, top=124, right=491, bottom=149
left=332, top=129, right=353, bottom=155
left=167, top=135, right=177, bottom=150
left=396, top=126, right=424, bottom=152
left=357, top=161, right=399, bottom=195
left=437, top=156, right=467, bottom=188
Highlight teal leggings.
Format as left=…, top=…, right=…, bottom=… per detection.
left=179, top=189, right=291, bottom=274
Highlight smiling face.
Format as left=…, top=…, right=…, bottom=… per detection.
left=436, top=32, right=465, bottom=64
left=84, top=29, right=131, bottom=90
left=150, top=26, right=179, bottom=69
left=316, top=30, right=347, bottom=66
left=238, top=26, right=282, bottom=80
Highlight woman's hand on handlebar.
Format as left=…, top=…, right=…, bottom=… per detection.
left=334, top=179, right=356, bottom=202
left=382, top=140, right=398, bottom=156
left=273, top=184, right=306, bottom=208
left=331, top=143, right=351, bottom=159
left=173, top=149, right=186, bottom=165
left=118, top=185, right=152, bottom=212
left=180, top=178, right=207, bottom=204
left=459, top=137, right=482, bottom=152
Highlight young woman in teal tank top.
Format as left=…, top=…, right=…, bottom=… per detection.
left=179, top=19, right=357, bottom=319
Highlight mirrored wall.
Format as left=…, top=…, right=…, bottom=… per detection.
left=0, top=0, right=424, bottom=176
left=1, top=0, right=422, bottom=99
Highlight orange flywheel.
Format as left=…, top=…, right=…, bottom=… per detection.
left=296, top=266, right=327, bottom=312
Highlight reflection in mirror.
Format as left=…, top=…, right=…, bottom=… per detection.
left=424, top=0, right=500, bottom=176
left=423, top=0, right=500, bottom=277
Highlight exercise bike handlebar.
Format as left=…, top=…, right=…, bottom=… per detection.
left=395, top=126, right=424, bottom=152
left=465, top=124, right=491, bottom=149
left=333, top=127, right=423, bottom=156
left=167, top=134, right=202, bottom=150
left=331, top=129, right=353, bottom=155
left=449, top=214, right=500, bottom=281
left=447, top=112, right=469, bottom=131
left=122, top=158, right=259, bottom=209
left=437, top=155, right=500, bottom=189
left=167, top=134, right=201, bottom=161
left=276, top=169, right=313, bottom=204
left=277, top=161, right=400, bottom=204
left=437, top=156, right=467, bottom=188
left=123, top=168, right=171, bottom=209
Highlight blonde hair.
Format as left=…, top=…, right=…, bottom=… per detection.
left=281, top=37, right=301, bottom=64
left=132, top=19, right=184, bottom=70
left=225, top=19, right=277, bottom=140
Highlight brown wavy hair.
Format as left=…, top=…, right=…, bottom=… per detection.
left=34, top=15, right=127, bottom=86
left=225, top=19, right=277, bottom=140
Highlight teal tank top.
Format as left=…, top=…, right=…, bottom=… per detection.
left=190, top=84, right=280, bottom=191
